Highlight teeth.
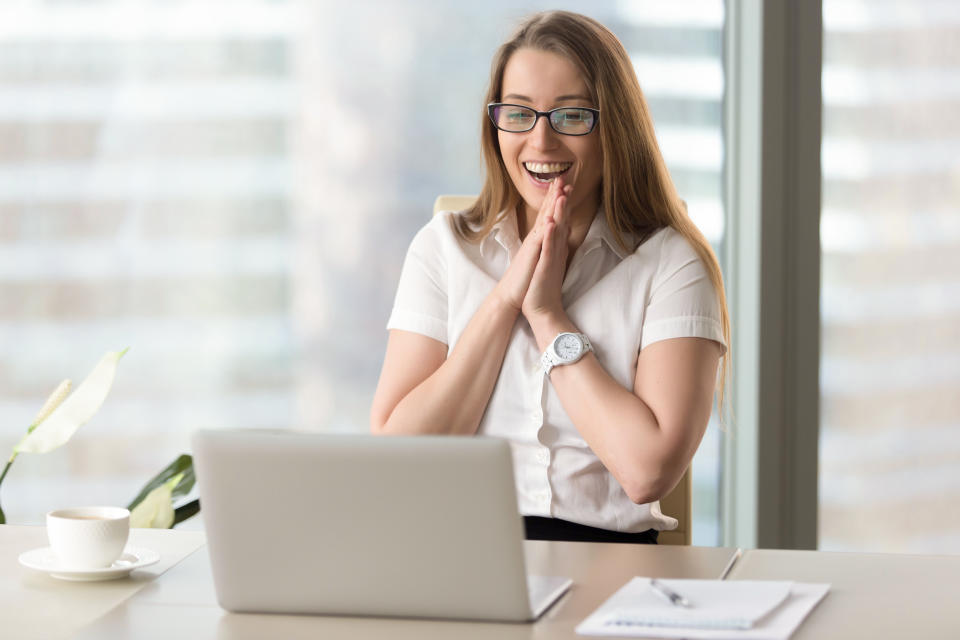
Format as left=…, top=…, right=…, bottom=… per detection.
left=524, top=161, right=572, bottom=174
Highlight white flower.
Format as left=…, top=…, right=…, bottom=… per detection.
left=130, top=473, right=182, bottom=529
left=15, top=349, right=127, bottom=455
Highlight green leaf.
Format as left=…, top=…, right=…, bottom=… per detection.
left=128, top=454, right=195, bottom=511
left=130, top=473, right=182, bottom=529
left=173, top=499, right=201, bottom=526
left=14, top=349, right=128, bottom=455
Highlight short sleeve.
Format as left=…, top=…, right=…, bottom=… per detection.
left=386, top=217, right=449, bottom=344
left=640, top=230, right=727, bottom=354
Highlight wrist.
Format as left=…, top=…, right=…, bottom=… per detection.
left=527, top=311, right=576, bottom=351
left=489, top=286, right=523, bottom=318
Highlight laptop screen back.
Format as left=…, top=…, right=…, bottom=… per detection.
left=192, top=430, right=535, bottom=621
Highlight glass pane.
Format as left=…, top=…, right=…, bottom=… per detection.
left=617, top=0, right=726, bottom=545
left=820, top=0, right=960, bottom=552
left=0, top=0, right=725, bottom=542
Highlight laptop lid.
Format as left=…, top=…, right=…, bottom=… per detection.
left=192, top=429, right=552, bottom=622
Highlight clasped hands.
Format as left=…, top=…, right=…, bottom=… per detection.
left=495, top=177, right=574, bottom=336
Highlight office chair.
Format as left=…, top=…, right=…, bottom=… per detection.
left=433, top=195, right=693, bottom=545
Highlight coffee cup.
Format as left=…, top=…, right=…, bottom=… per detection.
left=46, top=506, right=130, bottom=569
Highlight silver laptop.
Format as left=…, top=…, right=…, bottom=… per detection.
left=192, top=429, right=572, bottom=622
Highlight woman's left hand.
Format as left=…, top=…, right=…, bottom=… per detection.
left=521, top=179, right=572, bottom=324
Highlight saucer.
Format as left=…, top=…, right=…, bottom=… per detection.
left=18, top=546, right=160, bottom=582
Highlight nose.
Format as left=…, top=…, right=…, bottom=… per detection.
left=527, top=114, right=559, bottom=150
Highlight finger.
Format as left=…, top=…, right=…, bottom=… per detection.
left=518, top=224, right=544, bottom=256
left=549, top=216, right=566, bottom=254
left=545, top=212, right=569, bottom=268
left=535, top=178, right=561, bottom=230
left=515, top=229, right=543, bottom=280
left=553, top=193, right=568, bottom=228
left=534, top=220, right=556, bottom=274
left=542, top=218, right=556, bottom=252
left=556, top=183, right=572, bottom=226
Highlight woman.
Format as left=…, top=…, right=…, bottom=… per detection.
left=371, top=11, right=729, bottom=544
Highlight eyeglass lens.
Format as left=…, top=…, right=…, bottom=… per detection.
left=492, top=105, right=595, bottom=135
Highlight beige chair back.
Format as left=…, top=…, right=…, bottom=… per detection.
left=432, top=194, right=693, bottom=545
left=433, top=194, right=478, bottom=214
left=657, top=469, right=692, bottom=545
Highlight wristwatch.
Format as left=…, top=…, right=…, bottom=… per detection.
left=541, top=332, right=593, bottom=376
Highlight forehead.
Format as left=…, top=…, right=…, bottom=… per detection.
left=501, top=47, right=590, bottom=102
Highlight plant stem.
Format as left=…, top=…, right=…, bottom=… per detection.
left=0, top=458, right=12, bottom=525
left=0, top=458, right=11, bottom=486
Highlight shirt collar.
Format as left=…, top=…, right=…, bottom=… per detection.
left=580, top=206, right=632, bottom=260
left=480, top=210, right=521, bottom=258
left=479, top=206, right=631, bottom=260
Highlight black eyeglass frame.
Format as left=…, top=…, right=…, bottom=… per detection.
left=487, top=102, right=600, bottom=136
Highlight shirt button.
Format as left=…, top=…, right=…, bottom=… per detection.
left=537, top=450, right=549, bottom=464
left=530, top=411, right=542, bottom=424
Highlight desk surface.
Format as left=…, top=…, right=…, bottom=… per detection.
left=728, top=548, right=960, bottom=640
left=74, top=537, right=737, bottom=640
left=7, top=523, right=960, bottom=640
left=1, top=525, right=205, bottom=640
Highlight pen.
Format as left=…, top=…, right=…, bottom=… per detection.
left=649, top=578, right=692, bottom=608
left=719, top=547, right=743, bottom=581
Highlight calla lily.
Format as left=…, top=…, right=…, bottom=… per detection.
left=0, top=349, right=127, bottom=524
left=14, top=349, right=127, bottom=454
left=130, top=472, right=183, bottom=529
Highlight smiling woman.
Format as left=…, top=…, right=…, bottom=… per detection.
left=371, top=10, right=730, bottom=544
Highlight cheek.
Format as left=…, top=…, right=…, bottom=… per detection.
left=575, top=142, right=603, bottom=188
left=498, top=132, right=517, bottom=161
left=500, top=140, right=518, bottom=174
left=498, top=138, right=524, bottom=181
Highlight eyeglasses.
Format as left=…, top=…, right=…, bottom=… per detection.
left=487, top=103, right=599, bottom=136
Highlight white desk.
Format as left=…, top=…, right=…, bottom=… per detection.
left=71, top=533, right=737, bottom=639
left=8, top=523, right=960, bottom=639
left=728, top=549, right=960, bottom=640
left=1, top=525, right=205, bottom=640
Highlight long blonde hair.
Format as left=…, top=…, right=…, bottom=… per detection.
left=455, top=10, right=731, bottom=413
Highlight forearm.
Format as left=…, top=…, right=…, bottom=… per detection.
left=378, top=292, right=520, bottom=436
left=529, top=315, right=684, bottom=504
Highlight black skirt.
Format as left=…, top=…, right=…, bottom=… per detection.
left=523, top=516, right=659, bottom=544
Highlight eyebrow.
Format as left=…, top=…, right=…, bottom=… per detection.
left=502, top=93, right=592, bottom=103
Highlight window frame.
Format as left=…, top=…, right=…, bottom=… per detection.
left=720, top=0, right=822, bottom=550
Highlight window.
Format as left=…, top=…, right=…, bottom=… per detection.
left=1, top=1, right=727, bottom=542
left=819, top=0, right=960, bottom=552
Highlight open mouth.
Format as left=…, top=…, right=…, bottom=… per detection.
left=523, top=161, right=573, bottom=183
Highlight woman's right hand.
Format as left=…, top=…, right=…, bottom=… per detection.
left=493, top=178, right=566, bottom=311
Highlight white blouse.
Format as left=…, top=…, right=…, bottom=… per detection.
left=387, top=208, right=726, bottom=533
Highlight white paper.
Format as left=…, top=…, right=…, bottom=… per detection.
left=576, top=578, right=830, bottom=640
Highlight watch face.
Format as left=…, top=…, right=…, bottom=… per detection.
left=554, top=333, right=583, bottom=361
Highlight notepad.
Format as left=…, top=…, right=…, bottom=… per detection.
left=576, top=577, right=830, bottom=640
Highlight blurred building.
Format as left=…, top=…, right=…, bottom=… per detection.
left=818, top=0, right=960, bottom=552
left=0, top=0, right=726, bottom=541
